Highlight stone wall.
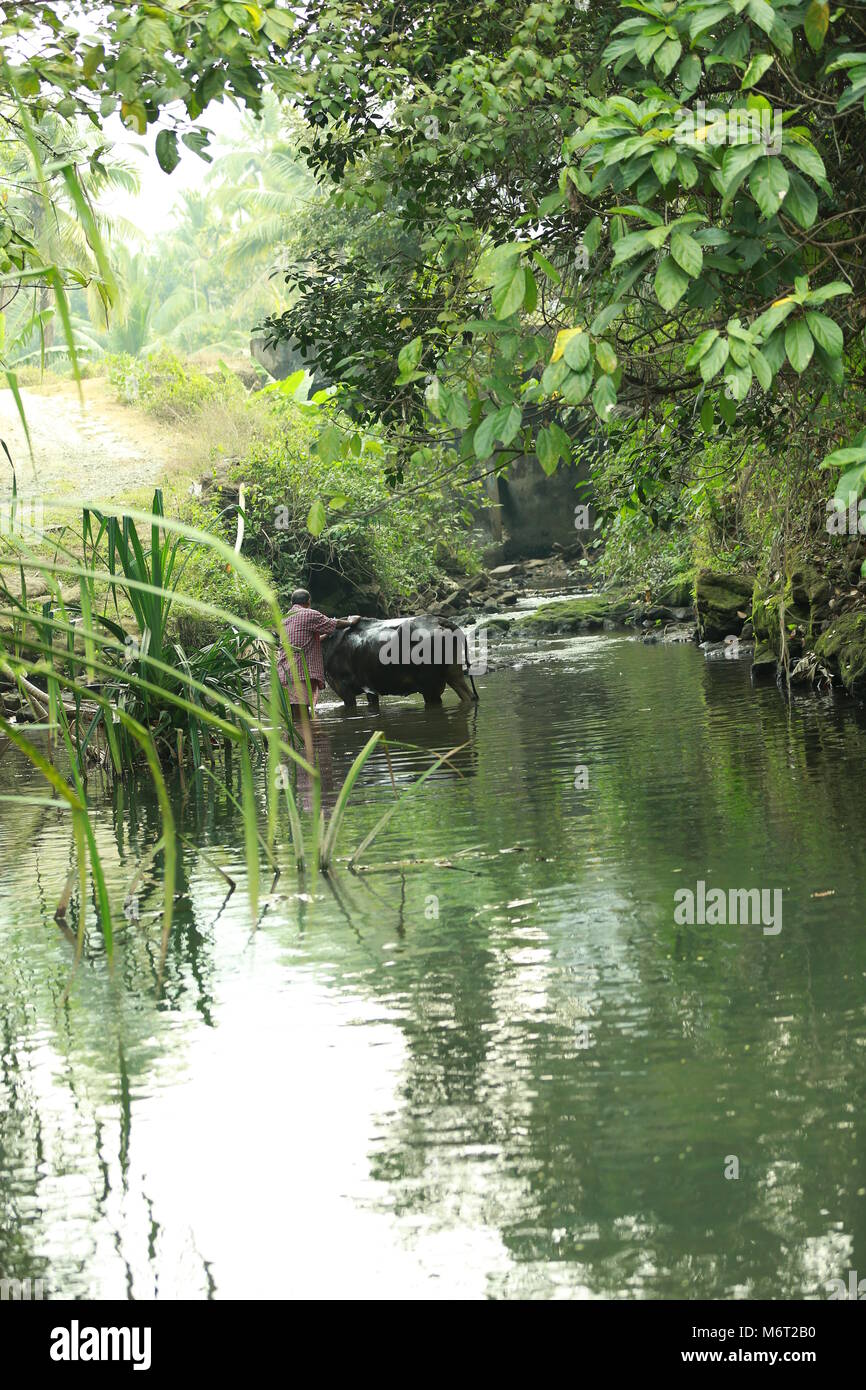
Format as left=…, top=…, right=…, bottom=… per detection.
left=480, top=451, right=595, bottom=563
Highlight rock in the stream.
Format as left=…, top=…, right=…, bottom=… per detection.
left=513, top=593, right=633, bottom=634
left=695, top=570, right=755, bottom=642
left=790, top=563, right=831, bottom=620
left=751, top=641, right=779, bottom=681
left=663, top=623, right=697, bottom=644
left=750, top=560, right=836, bottom=682
left=655, top=575, right=695, bottom=609
left=814, top=610, right=866, bottom=699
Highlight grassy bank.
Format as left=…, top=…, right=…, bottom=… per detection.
left=105, top=351, right=479, bottom=627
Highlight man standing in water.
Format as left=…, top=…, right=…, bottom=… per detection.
left=277, top=589, right=359, bottom=712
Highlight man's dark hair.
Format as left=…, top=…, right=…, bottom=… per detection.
left=291, top=589, right=311, bottom=607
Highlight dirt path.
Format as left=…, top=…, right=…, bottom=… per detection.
left=0, top=377, right=185, bottom=501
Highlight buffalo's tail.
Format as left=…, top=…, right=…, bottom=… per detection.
left=458, top=624, right=480, bottom=701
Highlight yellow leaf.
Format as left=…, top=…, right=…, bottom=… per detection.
left=772, top=295, right=794, bottom=307
left=120, top=101, right=147, bottom=135
left=552, top=327, right=584, bottom=362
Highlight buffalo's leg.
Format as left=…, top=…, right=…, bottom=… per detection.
left=329, top=679, right=358, bottom=709
left=445, top=668, right=477, bottom=702
left=422, top=676, right=446, bottom=707
left=366, top=692, right=380, bottom=710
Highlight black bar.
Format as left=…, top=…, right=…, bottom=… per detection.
left=7, top=1297, right=862, bottom=1374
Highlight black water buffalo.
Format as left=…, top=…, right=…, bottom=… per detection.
left=323, top=616, right=479, bottom=708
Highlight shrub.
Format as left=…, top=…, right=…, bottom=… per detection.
left=106, top=349, right=244, bottom=423
left=108, top=352, right=479, bottom=613
left=169, top=501, right=273, bottom=648
left=230, top=399, right=478, bottom=612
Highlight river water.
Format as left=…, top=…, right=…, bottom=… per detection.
left=2, top=629, right=865, bottom=1299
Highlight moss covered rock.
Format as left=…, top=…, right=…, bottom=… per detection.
left=656, top=573, right=695, bottom=609
left=695, top=570, right=754, bottom=641
left=752, top=582, right=784, bottom=661
left=789, top=563, right=831, bottom=619
left=814, top=610, right=866, bottom=698
left=751, top=639, right=779, bottom=680
left=752, top=561, right=833, bottom=672
left=513, top=593, right=634, bottom=634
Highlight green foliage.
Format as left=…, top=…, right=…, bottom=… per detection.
left=1, top=3, right=291, bottom=145
left=225, top=390, right=477, bottom=610
left=107, top=349, right=243, bottom=420
left=171, top=501, right=273, bottom=647
left=9, top=0, right=866, bottom=612
left=252, top=0, right=866, bottom=531
left=0, top=491, right=309, bottom=951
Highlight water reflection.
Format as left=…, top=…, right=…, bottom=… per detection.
left=1, top=636, right=865, bottom=1298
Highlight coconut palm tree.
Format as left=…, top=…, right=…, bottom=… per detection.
left=208, top=94, right=317, bottom=313
left=0, top=113, right=140, bottom=362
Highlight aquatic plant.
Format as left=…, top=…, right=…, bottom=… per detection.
left=0, top=488, right=445, bottom=989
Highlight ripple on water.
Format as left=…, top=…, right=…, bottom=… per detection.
left=2, top=635, right=866, bottom=1297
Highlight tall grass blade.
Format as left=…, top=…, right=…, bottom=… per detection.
left=240, top=737, right=260, bottom=919
left=320, top=731, right=383, bottom=871
left=349, top=743, right=469, bottom=868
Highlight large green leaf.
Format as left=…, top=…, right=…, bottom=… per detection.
left=700, top=337, right=730, bottom=382
left=474, top=403, right=522, bottom=458
left=679, top=52, right=702, bottom=93
left=687, top=329, right=720, bottom=367
left=833, top=464, right=866, bottom=508
left=595, top=340, right=618, bottom=374
left=783, top=172, right=818, bottom=229
left=749, top=158, right=790, bottom=220
left=473, top=409, right=502, bottom=459
left=690, top=4, right=732, bottom=42
left=306, top=498, right=327, bottom=536
left=785, top=318, right=814, bottom=373
left=654, top=38, right=682, bottom=78
left=804, top=0, right=830, bottom=54
left=561, top=369, right=593, bottom=404
left=592, top=374, right=617, bottom=420
left=741, top=54, right=774, bottom=90
left=612, top=225, right=669, bottom=264
left=651, top=148, right=677, bottom=185
left=155, top=129, right=180, bottom=174
left=783, top=142, right=826, bottom=184
left=397, top=335, right=423, bottom=377
left=655, top=254, right=690, bottom=310
left=720, top=142, right=764, bottom=197
left=805, top=311, right=843, bottom=357
left=536, top=426, right=561, bottom=474
left=670, top=229, right=703, bottom=278
left=750, top=348, right=773, bottom=391
left=564, top=329, right=591, bottom=371
left=806, top=281, right=853, bottom=305
left=491, top=262, right=526, bottom=318
left=820, top=445, right=866, bottom=471
left=724, top=362, right=752, bottom=401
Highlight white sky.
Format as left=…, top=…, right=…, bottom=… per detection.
left=98, top=101, right=246, bottom=240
